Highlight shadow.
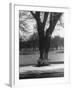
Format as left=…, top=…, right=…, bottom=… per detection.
left=20, top=51, right=39, bottom=55
left=34, top=63, right=50, bottom=67
left=49, top=61, right=64, bottom=64
left=33, top=61, right=64, bottom=67
left=19, top=61, right=64, bottom=67
left=19, top=71, right=64, bottom=79
left=56, top=50, right=64, bottom=54
left=5, top=83, right=11, bottom=87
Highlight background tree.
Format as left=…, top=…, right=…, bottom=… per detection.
left=50, top=36, right=64, bottom=50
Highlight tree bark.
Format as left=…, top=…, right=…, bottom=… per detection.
left=44, top=35, right=51, bottom=60
left=38, top=23, right=45, bottom=59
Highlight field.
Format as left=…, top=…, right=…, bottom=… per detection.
left=19, top=49, right=64, bottom=66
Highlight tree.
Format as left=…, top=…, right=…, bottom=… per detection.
left=30, top=32, right=39, bottom=51
left=19, top=10, right=63, bottom=66
left=50, top=36, right=64, bottom=50
left=30, top=11, right=62, bottom=65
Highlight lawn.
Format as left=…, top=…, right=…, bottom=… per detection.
left=19, top=49, right=64, bottom=66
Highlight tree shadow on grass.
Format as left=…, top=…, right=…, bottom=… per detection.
left=56, top=50, right=64, bottom=54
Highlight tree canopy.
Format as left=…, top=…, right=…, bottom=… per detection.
left=19, top=10, right=64, bottom=41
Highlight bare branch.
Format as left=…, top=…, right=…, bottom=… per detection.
left=51, top=13, right=62, bottom=30
left=43, top=12, right=49, bottom=25
left=46, top=13, right=62, bottom=36
left=30, top=11, right=40, bottom=23
left=30, top=11, right=36, bottom=17
left=35, top=11, right=40, bottom=22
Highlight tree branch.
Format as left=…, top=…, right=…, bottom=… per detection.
left=43, top=12, right=49, bottom=25
left=30, top=11, right=40, bottom=24
left=51, top=13, right=62, bottom=30
left=46, top=13, right=62, bottom=36
left=35, top=11, right=40, bottom=21
left=30, top=11, right=36, bottom=18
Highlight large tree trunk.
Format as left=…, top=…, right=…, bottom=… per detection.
left=44, top=35, right=51, bottom=60
left=38, top=24, right=45, bottom=60
left=38, top=30, right=51, bottom=65
left=38, top=24, right=51, bottom=65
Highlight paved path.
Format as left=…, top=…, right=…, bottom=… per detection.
left=19, top=63, right=64, bottom=79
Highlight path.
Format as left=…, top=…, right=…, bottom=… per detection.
left=19, top=63, right=64, bottom=79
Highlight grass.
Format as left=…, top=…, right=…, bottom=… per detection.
left=19, top=49, right=64, bottom=66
